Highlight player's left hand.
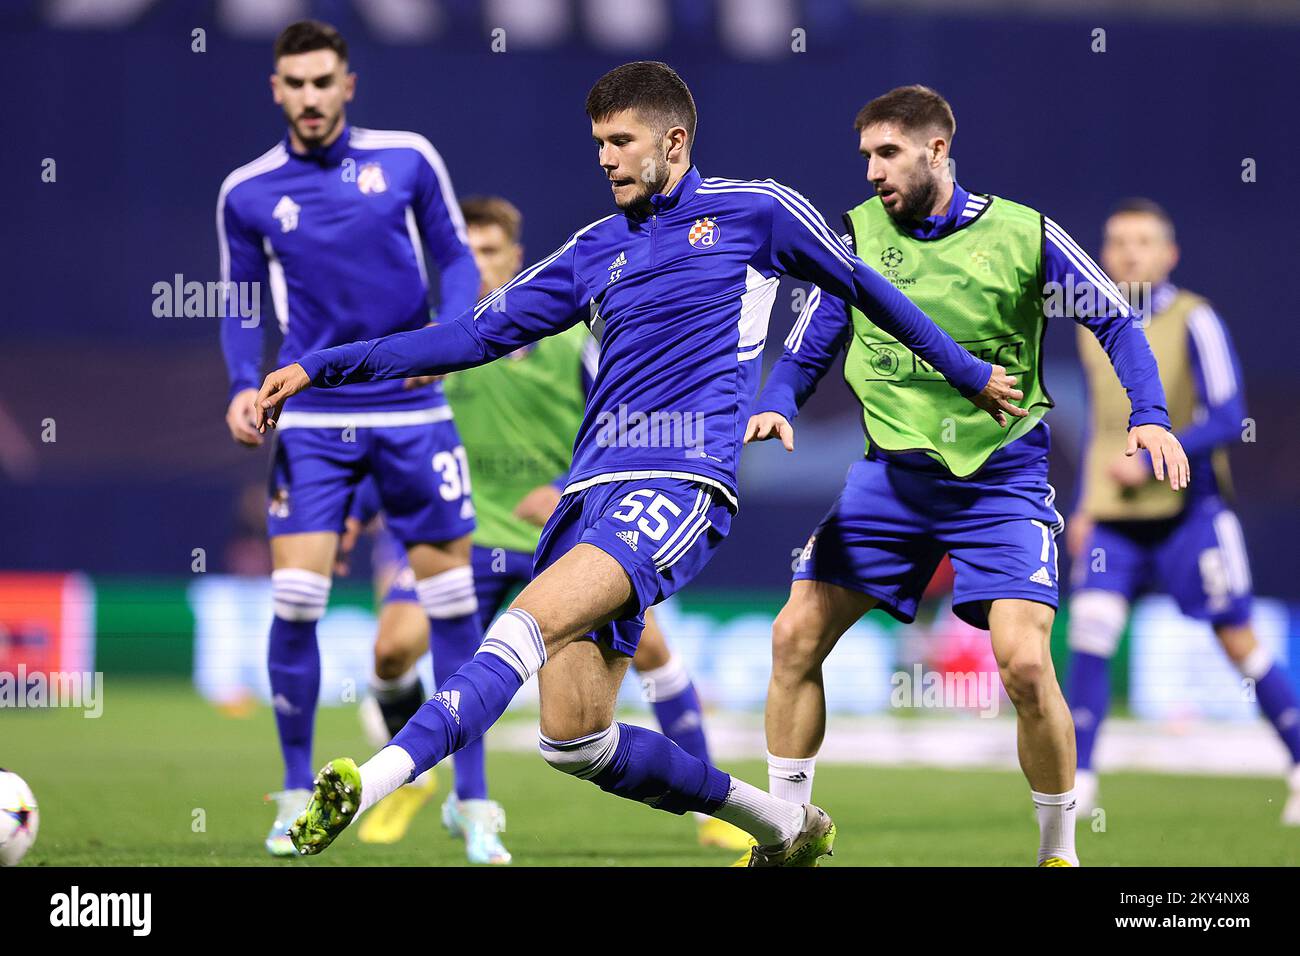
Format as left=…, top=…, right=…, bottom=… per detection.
left=968, top=364, right=1028, bottom=427
left=514, top=483, right=562, bottom=527
left=1127, top=424, right=1189, bottom=491
left=255, top=363, right=311, bottom=432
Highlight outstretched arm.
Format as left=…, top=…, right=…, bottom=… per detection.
left=761, top=181, right=1024, bottom=425
left=255, top=230, right=591, bottom=430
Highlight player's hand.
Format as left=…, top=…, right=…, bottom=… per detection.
left=744, top=412, right=794, bottom=451
left=1107, top=451, right=1150, bottom=489
left=403, top=374, right=444, bottom=390
left=1127, top=424, right=1189, bottom=491
left=255, top=363, right=311, bottom=432
left=226, top=388, right=263, bottom=448
left=514, top=483, right=562, bottom=527
left=1066, top=511, right=1094, bottom=560
left=967, top=364, right=1027, bottom=427
left=334, top=516, right=363, bottom=576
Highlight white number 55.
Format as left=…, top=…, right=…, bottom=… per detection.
left=610, top=489, right=682, bottom=541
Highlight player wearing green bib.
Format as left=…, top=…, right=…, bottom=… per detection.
left=746, top=87, right=1188, bottom=866
left=356, top=196, right=750, bottom=855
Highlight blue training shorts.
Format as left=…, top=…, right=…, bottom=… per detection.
left=1072, top=495, right=1252, bottom=626
left=794, top=458, right=1063, bottom=629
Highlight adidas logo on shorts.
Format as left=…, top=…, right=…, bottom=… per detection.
left=615, top=529, right=640, bottom=552
left=1029, top=566, right=1054, bottom=587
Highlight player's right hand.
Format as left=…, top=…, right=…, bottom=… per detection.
left=744, top=412, right=795, bottom=451
left=968, top=364, right=1027, bottom=427
left=255, top=363, right=312, bottom=432
left=335, top=516, right=362, bottom=576
left=1066, top=511, right=1094, bottom=561
left=226, top=388, right=263, bottom=448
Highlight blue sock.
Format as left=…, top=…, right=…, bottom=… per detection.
left=543, top=723, right=731, bottom=815
left=391, top=654, right=521, bottom=776
left=1067, top=651, right=1111, bottom=771
left=428, top=610, right=489, bottom=800
left=267, top=615, right=320, bottom=791
left=391, top=605, right=546, bottom=778
left=651, top=684, right=710, bottom=765
left=1254, top=664, right=1300, bottom=763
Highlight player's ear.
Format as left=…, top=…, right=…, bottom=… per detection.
left=930, top=136, right=949, bottom=171
left=343, top=70, right=356, bottom=103
left=270, top=73, right=282, bottom=105
left=665, top=126, right=689, bottom=165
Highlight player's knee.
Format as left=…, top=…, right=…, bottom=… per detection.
left=998, top=642, right=1050, bottom=709
left=271, top=568, right=331, bottom=623
left=770, top=604, right=831, bottom=679
left=538, top=725, right=619, bottom=779
left=1067, top=590, right=1128, bottom=659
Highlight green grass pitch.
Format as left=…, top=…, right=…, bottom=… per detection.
left=5, top=680, right=1298, bottom=866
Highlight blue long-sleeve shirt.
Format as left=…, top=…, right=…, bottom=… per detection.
left=299, top=167, right=993, bottom=508
left=757, top=182, right=1171, bottom=477
left=218, top=125, right=479, bottom=417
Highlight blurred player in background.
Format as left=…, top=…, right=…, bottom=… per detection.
left=255, top=62, right=1022, bottom=866
left=345, top=196, right=750, bottom=856
left=746, top=86, right=1188, bottom=866
left=1066, top=199, right=1300, bottom=823
left=216, top=20, right=481, bottom=855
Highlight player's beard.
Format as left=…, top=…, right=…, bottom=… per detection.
left=617, top=150, right=671, bottom=216
left=881, top=170, right=941, bottom=225
left=287, top=107, right=341, bottom=150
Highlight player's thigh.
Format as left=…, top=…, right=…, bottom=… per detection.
left=771, top=579, right=877, bottom=671
left=511, top=542, right=638, bottom=656
left=271, top=532, right=338, bottom=575
left=538, top=638, right=633, bottom=740
left=267, top=427, right=364, bottom=549
left=631, top=607, right=671, bottom=671
left=371, top=421, right=476, bottom=557
left=405, top=533, right=474, bottom=578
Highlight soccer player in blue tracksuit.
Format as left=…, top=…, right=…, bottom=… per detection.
left=216, top=21, right=482, bottom=855
left=254, top=61, right=1023, bottom=866
left=1066, top=199, right=1300, bottom=823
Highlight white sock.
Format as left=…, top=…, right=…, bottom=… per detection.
left=358, top=745, right=415, bottom=815
left=1031, top=788, right=1079, bottom=865
left=712, top=777, right=805, bottom=847
left=638, top=654, right=692, bottom=702
left=767, top=752, right=817, bottom=804
left=416, top=566, right=478, bottom=619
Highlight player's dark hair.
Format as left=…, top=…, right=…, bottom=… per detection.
left=855, top=85, right=956, bottom=142
left=461, top=196, right=523, bottom=244
left=585, top=61, right=697, bottom=146
left=1108, top=197, right=1176, bottom=241
left=273, top=20, right=348, bottom=63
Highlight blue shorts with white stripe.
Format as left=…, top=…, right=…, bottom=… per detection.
left=533, top=476, right=732, bottom=656
left=1074, top=495, right=1252, bottom=626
